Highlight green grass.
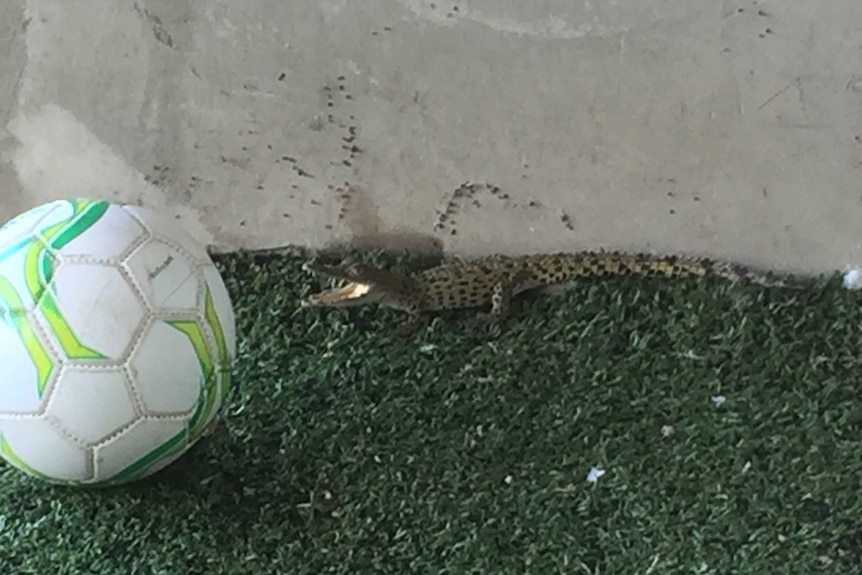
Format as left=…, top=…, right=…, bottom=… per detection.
left=3, top=250, right=862, bottom=574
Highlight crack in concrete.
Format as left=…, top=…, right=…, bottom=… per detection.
left=133, top=3, right=174, bottom=49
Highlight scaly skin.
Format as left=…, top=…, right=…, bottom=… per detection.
left=300, top=251, right=802, bottom=332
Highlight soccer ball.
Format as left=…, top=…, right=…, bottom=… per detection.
left=0, top=198, right=236, bottom=485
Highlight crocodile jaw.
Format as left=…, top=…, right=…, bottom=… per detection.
left=302, top=281, right=375, bottom=307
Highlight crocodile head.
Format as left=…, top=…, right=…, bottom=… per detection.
left=300, top=259, right=416, bottom=309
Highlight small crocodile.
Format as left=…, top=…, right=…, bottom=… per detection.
left=300, top=251, right=802, bottom=332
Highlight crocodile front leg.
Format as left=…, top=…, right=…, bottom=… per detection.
left=396, top=312, right=425, bottom=337
left=390, top=297, right=426, bottom=336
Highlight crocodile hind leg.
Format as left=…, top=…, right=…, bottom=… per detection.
left=471, top=280, right=515, bottom=327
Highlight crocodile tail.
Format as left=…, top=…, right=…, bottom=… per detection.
left=641, top=253, right=802, bottom=289
left=582, top=251, right=803, bottom=289
left=697, top=258, right=802, bottom=288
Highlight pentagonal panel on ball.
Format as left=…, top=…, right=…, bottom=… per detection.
left=46, top=367, right=138, bottom=444
left=94, top=417, right=188, bottom=483
left=0, top=312, right=58, bottom=413
left=130, top=320, right=206, bottom=415
left=51, top=202, right=148, bottom=261
left=44, top=262, right=147, bottom=361
left=121, top=205, right=210, bottom=261
left=0, top=416, right=91, bottom=483
left=124, top=239, right=201, bottom=312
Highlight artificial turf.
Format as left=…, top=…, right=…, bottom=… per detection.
left=2, top=249, right=862, bottom=574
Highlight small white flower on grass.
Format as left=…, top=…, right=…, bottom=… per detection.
left=711, top=395, right=726, bottom=406
left=586, top=466, right=605, bottom=484
left=843, top=268, right=862, bottom=290
left=661, top=424, right=675, bottom=438
left=504, top=474, right=514, bottom=485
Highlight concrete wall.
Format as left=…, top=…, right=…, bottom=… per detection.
left=2, top=0, right=862, bottom=273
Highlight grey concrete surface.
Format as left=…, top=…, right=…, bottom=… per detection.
left=2, top=0, right=862, bottom=274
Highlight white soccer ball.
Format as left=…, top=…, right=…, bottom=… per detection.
left=0, top=198, right=236, bottom=485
